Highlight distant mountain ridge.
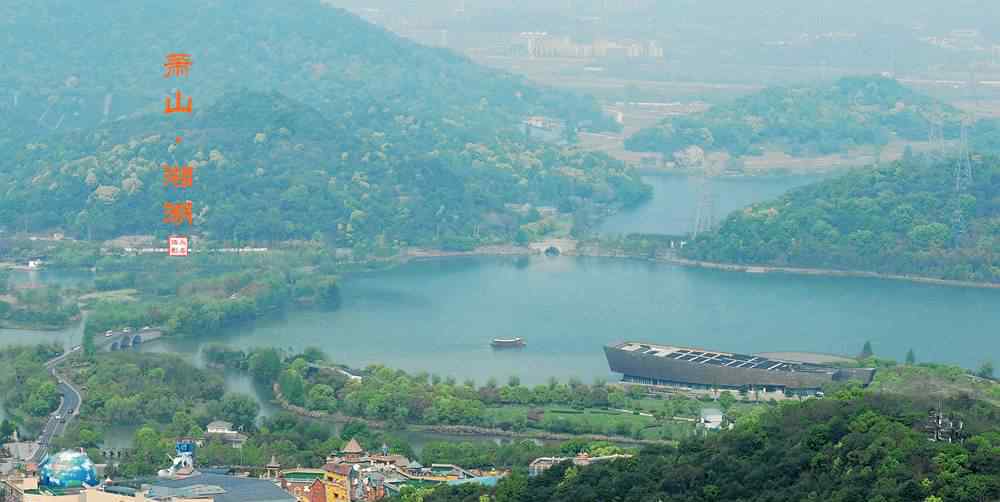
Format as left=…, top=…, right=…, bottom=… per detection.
left=625, top=76, right=962, bottom=159
left=1, top=0, right=617, bottom=138
left=0, top=0, right=647, bottom=247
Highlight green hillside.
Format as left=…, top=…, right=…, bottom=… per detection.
left=1, top=90, right=647, bottom=246
left=625, top=76, right=962, bottom=158
left=425, top=394, right=1000, bottom=502
left=683, top=154, right=1000, bottom=283
left=0, top=0, right=647, bottom=247
left=1, top=0, right=616, bottom=138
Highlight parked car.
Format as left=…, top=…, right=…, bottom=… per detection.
left=123, top=327, right=132, bottom=333
left=71, top=345, right=81, bottom=352
left=142, top=326, right=151, bottom=331
left=105, top=330, right=114, bottom=337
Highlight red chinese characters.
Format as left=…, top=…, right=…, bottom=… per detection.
left=162, top=53, right=195, bottom=255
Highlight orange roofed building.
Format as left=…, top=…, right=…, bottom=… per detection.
left=296, top=439, right=386, bottom=502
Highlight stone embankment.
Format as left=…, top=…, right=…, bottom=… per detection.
left=662, top=257, right=1000, bottom=290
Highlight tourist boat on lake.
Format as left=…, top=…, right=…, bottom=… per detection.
left=491, top=337, right=526, bottom=348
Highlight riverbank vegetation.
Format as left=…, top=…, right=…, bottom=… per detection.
left=0, top=283, right=81, bottom=330
left=684, top=153, right=1000, bottom=283
left=65, top=353, right=230, bottom=426
left=422, top=393, right=1000, bottom=502
left=206, top=345, right=722, bottom=441
left=77, top=251, right=344, bottom=355
left=625, top=76, right=961, bottom=159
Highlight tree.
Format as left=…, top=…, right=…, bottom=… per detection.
left=306, top=384, right=338, bottom=412
left=0, top=419, right=15, bottom=441
left=248, top=348, right=282, bottom=381
left=278, top=369, right=307, bottom=406
left=82, top=332, right=96, bottom=358
left=906, top=349, right=916, bottom=365
left=860, top=341, right=874, bottom=359
left=717, top=391, right=737, bottom=412
left=302, top=346, right=326, bottom=363
left=977, top=361, right=995, bottom=380
left=400, top=486, right=435, bottom=502
left=219, top=393, right=261, bottom=431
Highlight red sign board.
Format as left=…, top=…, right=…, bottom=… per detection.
left=168, top=236, right=189, bottom=257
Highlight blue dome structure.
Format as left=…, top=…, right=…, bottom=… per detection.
left=38, top=450, right=99, bottom=489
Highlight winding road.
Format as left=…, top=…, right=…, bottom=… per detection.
left=25, top=348, right=83, bottom=464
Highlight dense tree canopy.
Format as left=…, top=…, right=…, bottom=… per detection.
left=425, top=395, right=1000, bottom=502
left=0, top=0, right=647, bottom=246
left=1, top=89, right=647, bottom=246
left=1, top=0, right=617, bottom=137
left=684, top=154, right=1000, bottom=283
left=0, top=344, right=63, bottom=425
left=626, top=76, right=962, bottom=158
left=73, top=353, right=226, bottom=425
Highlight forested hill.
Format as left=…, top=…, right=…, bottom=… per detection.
left=1, top=90, right=648, bottom=247
left=0, top=0, right=617, bottom=138
left=625, top=76, right=961, bottom=158
left=683, top=154, right=1000, bottom=283
left=0, top=0, right=648, bottom=247
left=426, top=394, right=1000, bottom=502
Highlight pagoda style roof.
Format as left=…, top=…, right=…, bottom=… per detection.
left=342, top=438, right=363, bottom=454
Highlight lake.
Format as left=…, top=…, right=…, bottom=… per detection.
left=134, top=255, right=1000, bottom=386
left=117, top=174, right=996, bottom=384
left=598, top=174, right=826, bottom=235
left=2, top=173, right=998, bottom=429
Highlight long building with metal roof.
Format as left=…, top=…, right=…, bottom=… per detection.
left=605, top=342, right=875, bottom=395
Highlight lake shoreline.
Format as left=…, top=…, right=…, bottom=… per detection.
left=657, top=257, right=1000, bottom=290
left=398, top=245, right=1000, bottom=291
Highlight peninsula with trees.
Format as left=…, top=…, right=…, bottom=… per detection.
left=682, top=153, right=1000, bottom=284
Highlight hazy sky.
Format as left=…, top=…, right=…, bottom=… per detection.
left=328, top=0, right=1000, bottom=37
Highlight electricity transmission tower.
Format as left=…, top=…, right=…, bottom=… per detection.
left=923, top=105, right=947, bottom=160
left=692, top=160, right=720, bottom=239
left=951, top=71, right=980, bottom=243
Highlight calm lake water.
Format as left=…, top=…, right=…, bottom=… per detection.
left=3, top=173, right=999, bottom=444
left=598, top=174, right=826, bottom=235
left=134, top=255, right=1000, bottom=386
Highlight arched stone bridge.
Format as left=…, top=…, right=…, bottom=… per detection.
left=529, top=238, right=578, bottom=256
left=97, top=328, right=165, bottom=352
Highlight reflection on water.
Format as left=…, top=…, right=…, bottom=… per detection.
left=0, top=321, right=84, bottom=349
left=7, top=269, right=95, bottom=289
left=112, top=256, right=1000, bottom=388
left=136, top=342, right=281, bottom=418
left=599, top=174, right=827, bottom=236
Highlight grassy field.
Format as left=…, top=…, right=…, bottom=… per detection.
left=869, top=364, right=1000, bottom=407
left=485, top=404, right=693, bottom=440
left=78, top=289, right=140, bottom=304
